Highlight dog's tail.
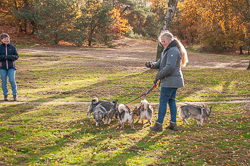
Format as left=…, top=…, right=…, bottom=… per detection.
left=118, top=104, right=130, bottom=113
left=141, top=99, right=149, bottom=110
left=92, top=97, right=99, bottom=105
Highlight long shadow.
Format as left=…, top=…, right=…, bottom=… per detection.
left=0, top=69, right=157, bottom=165
left=92, top=127, right=175, bottom=165
left=0, top=57, right=241, bottom=165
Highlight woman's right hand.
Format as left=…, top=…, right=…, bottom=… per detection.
left=145, top=61, right=153, bottom=68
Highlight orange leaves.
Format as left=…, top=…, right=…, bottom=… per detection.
left=149, top=0, right=168, bottom=16
left=176, top=0, right=249, bottom=50
left=109, top=8, right=132, bottom=35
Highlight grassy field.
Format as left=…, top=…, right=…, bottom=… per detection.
left=0, top=48, right=249, bottom=165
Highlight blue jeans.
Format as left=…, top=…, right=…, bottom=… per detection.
left=0, top=69, right=17, bottom=96
left=157, top=87, right=178, bottom=124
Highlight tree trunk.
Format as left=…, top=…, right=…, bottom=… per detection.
left=156, top=0, right=178, bottom=61
left=248, top=0, right=250, bottom=69
left=239, top=46, right=243, bottom=54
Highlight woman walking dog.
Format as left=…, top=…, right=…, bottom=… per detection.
left=0, top=33, right=19, bottom=101
left=145, top=30, right=188, bottom=131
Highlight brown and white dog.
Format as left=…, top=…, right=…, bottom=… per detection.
left=117, top=104, right=135, bottom=130
left=133, top=99, right=153, bottom=125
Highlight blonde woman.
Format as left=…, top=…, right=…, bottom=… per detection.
left=145, top=30, right=188, bottom=131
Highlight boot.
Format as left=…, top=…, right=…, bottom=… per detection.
left=150, top=122, right=163, bottom=132
left=4, top=95, right=8, bottom=101
left=166, top=122, right=178, bottom=131
left=13, top=95, right=17, bottom=101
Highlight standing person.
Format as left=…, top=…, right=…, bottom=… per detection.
left=0, top=33, right=19, bottom=101
left=145, top=30, right=188, bottom=131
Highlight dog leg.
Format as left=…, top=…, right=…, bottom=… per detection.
left=103, top=118, right=107, bottom=125
left=148, top=119, right=152, bottom=125
left=107, top=118, right=112, bottom=124
left=105, top=116, right=110, bottom=125
left=131, top=122, right=135, bottom=129
left=87, top=111, right=91, bottom=118
left=120, top=123, right=124, bottom=130
left=200, top=118, right=204, bottom=126
left=135, top=117, right=140, bottom=123
left=118, top=118, right=122, bottom=125
left=196, top=120, right=201, bottom=127
left=183, top=118, right=189, bottom=125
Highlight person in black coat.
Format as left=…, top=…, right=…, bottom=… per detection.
left=0, top=33, right=19, bottom=101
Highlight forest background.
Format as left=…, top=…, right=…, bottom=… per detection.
left=1, top=0, right=250, bottom=56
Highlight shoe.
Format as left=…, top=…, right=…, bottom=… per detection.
left=166, top=122, right=178, bottom=131
left=4, top=95, right=8, bottom=101
left=150, top=122, right=163, bottom=131
left=13, top=95, right=17, bottom=101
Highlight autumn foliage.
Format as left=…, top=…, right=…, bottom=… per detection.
left=109, top=8, right=132, bottom=37
left=0, top=0, right=249, bottom=51
left=173, top=0, right=250, bottom=52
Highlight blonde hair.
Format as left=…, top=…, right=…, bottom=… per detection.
left=159, top=30, right=188, bottom=67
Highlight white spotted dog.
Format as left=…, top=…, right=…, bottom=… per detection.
left=133, top=99, right=153, bottom=125
left=117, top=104, right=135, bottom=130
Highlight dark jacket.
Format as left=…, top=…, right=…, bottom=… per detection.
left=152, top=40, right=184, bottom=88
left=0, top=43, right=19, bottom=70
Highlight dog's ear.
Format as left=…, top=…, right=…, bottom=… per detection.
left=92, top=97, right=99, bottom=104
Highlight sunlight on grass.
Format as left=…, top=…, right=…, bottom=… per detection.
left=0, top=50, right=249, bottom=165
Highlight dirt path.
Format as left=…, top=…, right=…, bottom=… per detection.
left=18, top=37, right=249, bottom=70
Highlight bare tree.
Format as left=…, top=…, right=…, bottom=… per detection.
left=156, top=0, right=178, bottom=60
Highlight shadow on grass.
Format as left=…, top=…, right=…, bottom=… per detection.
left=0, top=66, right=249, bottom=165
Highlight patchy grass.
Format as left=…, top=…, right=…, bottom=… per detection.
left=0, top=51, right=249, bottom=165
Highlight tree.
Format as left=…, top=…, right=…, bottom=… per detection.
left=247, top=0, right=250, bottom=69
left=156, top=0, right=178, bottom=60
left=171, top=0, right=199, bottom=44
left=146, top=0, right=168, bottom=39
left=75, top=0, right=114, bottom=47
left=15, top=0, right=78, bottom=44
left=174, top=0, right=250, bottom=54
left=109, top=8, right=131, bottom=37
left=197, top=0, right=248, bottom=52
left=13, top=0, right=38, bottom=34
left=112, top=0, right=160, bottom=38
left=36, top=0, right=78, bottom=44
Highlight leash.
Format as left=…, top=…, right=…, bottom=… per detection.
left=147, top=71, right=181, bottom=102
left=155, top=87, right=181, bottom=102
left=125, top=75, right=181, bottom=106
left=126, top=84, right=157, bottom=106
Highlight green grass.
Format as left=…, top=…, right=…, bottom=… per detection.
left=0, top=50, right=249, bottom=165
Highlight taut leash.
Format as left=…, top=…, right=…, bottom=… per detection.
left=125, top=84, right=157, bottom=106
